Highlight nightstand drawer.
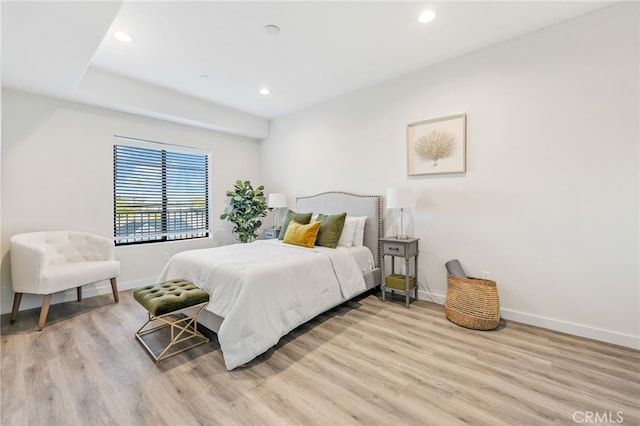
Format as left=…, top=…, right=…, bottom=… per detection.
left=383, top=243, right=406, bottom=256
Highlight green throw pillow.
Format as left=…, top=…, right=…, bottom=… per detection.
left=316, top=212, right=347, bottom=249
left=279, top=209, right=313, bottom=240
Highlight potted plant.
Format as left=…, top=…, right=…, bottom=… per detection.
left=220, top=180, right=268, bottom=243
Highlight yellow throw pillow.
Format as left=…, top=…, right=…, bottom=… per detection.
left=283, top=219, right=321, bottom=248
left=278, top=209, right=313, bottom=240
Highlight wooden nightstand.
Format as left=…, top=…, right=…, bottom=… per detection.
left=380, top=237, right=419, bottom=307
left=264, top=228, right=281, bottom=239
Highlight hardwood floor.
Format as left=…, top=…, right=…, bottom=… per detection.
left=1, top=289, right=638, bottom=425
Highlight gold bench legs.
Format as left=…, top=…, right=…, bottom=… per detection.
left=135, top=301, right=210, bottom=363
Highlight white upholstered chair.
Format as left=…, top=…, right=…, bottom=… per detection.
left=10, top=231, right=120, bottom=330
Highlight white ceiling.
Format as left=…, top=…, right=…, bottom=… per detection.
left=2, top=1, right=612, bottom=127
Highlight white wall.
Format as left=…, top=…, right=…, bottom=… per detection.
left=260, top=3, right=639, bottom=348
left=1, top=89, right=261, bottom=314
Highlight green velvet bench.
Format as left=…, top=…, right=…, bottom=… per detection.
left=134, top=279, right=210, bottom=362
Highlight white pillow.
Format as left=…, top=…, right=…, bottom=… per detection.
left=337, top=217, right=358, bottom=248
left=352, top=216, right=367, bottom=247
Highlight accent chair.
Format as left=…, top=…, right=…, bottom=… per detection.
left=10, top=231, right=120, bottom=330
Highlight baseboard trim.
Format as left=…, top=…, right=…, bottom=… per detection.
left=3, top=277, right=158, bottom=314
left=418, top=289, right=446, bottom=305
left=418, top=290, right=639, bottom=350
left=58, top=277, right=155, bottom=303
left=499, top=308, right=640, bottom=350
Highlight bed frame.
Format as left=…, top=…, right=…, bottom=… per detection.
left=198, top=191, right=383, bottom=334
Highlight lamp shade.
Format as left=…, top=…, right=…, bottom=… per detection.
left=386, top=187, right=415, bottom=209
left=268, top=193, right=288, bottom=208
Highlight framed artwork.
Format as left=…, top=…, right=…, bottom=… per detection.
left=407, top=113, right=467, bottom=176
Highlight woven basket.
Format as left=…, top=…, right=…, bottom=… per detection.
left=445, top=275, right=500, bottom=330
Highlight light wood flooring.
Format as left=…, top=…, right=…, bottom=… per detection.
left=1, top=289, right=638, bottom=425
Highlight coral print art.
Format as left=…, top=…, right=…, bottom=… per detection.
left=407, top=113, right=466, bottom=175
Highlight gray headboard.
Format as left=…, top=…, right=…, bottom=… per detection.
left=296, top=191, right=383, bottom=268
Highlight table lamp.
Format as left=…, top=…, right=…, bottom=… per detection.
left=386, top=187, right=415, bottom=239
left=267, top=193, right=288, bottom=229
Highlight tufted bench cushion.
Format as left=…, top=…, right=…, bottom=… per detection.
left=134, top=279, right=209, bottom=316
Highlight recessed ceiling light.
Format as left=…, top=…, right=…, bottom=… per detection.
left=418, top=10, right=436, bottom=24
left=113, top=31, right=134, bottom=43
left=259, top=88, right=270, bottom=95
left=264, top=25, right=280, bottom=36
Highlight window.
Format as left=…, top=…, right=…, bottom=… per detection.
left=113, top=138, right=209, bottom=245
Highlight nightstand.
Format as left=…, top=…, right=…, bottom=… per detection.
left=264, top=228, right=281, bottom=239
left=380, top=237, right=419, bottom=307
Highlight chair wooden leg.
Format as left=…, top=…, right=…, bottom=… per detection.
left=38, top=294, right=52, bottom=331
left=10, top=292, right=23, bottom=322
left=110, top=277, right=119, bottom=303
left=77, top=286, right=83, bottom=302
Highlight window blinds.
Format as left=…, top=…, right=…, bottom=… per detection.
left=113, top=143, right=209, bottom=245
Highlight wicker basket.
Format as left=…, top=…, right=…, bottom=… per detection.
left=385, top=274, right=416, bottom=290
left=445, top=275, right=500, bottom=330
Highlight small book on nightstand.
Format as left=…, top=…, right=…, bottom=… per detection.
left=264, top=228, right=280, bottom=239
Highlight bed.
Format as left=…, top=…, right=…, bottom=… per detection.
left=157, top=191, right=383, bottom=370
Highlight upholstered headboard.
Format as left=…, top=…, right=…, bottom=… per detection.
left=296, top=191, right=383, bottom=268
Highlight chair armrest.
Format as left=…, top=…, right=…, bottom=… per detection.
left=83, top=233, right=115, bottom=261
left=10, top=237, right=47, bottom=294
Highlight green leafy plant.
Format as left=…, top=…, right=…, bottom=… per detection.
left=220, top=180, right=268, bottom=243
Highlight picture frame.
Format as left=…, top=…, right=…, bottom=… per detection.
left=407, top=113, right=467, bottom=176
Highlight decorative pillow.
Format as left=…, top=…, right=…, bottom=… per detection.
left=278, top=209, right=313, bottom=240
left=337, top=216, right=359, bottom=248
left=283, top=220, right=321, bottom=248
left=316, top=212, right=347, bottom=249
left=352, top=216, right=367, bottom=246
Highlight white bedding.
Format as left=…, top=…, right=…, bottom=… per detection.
left=157, top=239, right=371, bottom=370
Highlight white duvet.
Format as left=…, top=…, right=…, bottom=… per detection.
left=157, top=240, right=369, bottom=370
